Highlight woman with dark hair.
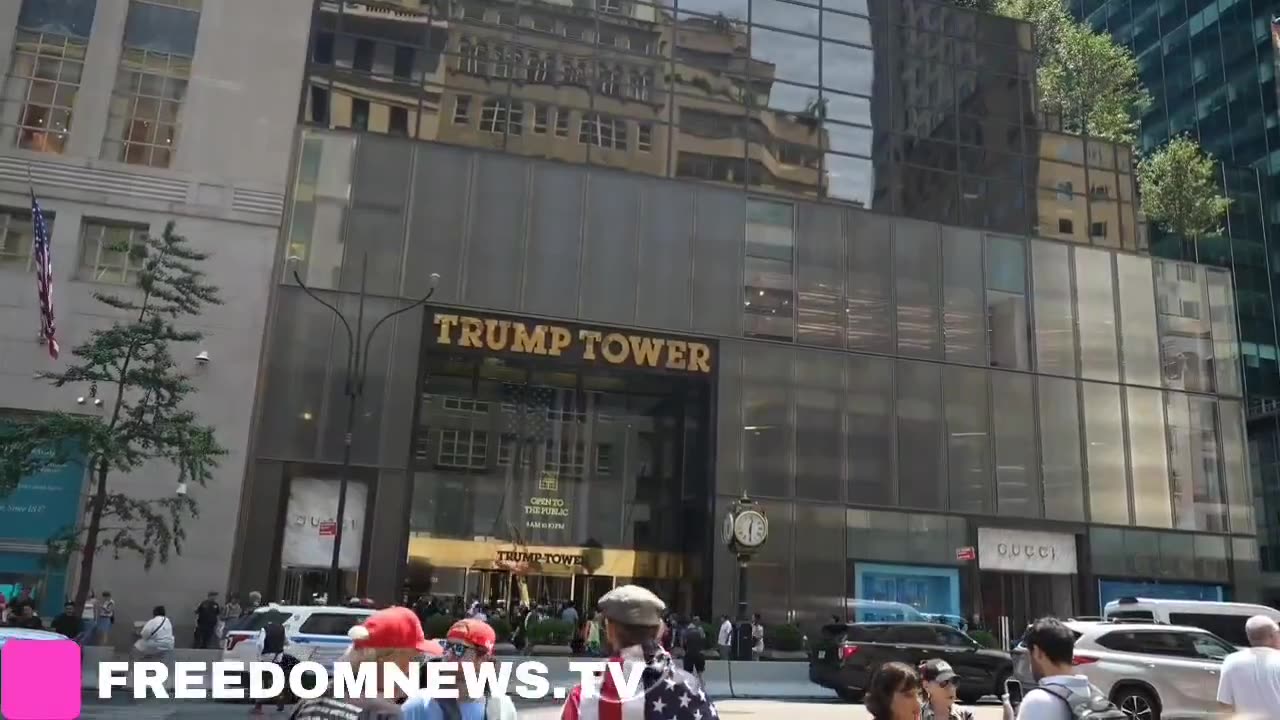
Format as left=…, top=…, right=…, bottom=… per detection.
left=864, top=661, right=924, bottom=720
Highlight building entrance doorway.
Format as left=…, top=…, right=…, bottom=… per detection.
left=281, top=566, right=358, bottom=605
left=979, top=572, right=1077, bottom=648
left=466, top=568, right=616, bottom=613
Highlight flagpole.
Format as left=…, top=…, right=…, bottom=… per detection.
left=289, top=254, right=438, bottom=604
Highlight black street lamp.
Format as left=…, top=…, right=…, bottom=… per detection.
left=290, top=252, right=439, bottom=605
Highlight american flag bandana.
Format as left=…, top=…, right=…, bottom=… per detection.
left=560, top=645, right=719, bottom=720
left=31, top=191, right=57, bottom=359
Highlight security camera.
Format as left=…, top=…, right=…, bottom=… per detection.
left=176, top=482, right=188, bottom=496
left=287, top=255, right=303, bottom=265
left=75, top=396, right=86, bottom=405
left=93, top=398, right=103, bottom=407
left=428, top=272, right=441, bottom=289
left=195, top=351, right=210, bottom=364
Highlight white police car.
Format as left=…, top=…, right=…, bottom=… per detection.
left=222, top=604, right=374, bottom=672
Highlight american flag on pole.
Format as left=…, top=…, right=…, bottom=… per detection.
left=31, top=191, right=58, bottom=359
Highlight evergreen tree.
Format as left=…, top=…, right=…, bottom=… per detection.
left=0, top=221, right=225, bottom=613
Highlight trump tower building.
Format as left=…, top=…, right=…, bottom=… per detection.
left=228, top=0, right=1262, bottom=634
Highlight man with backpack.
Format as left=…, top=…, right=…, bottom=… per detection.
left=1003, top=618, right=1125, bottom=720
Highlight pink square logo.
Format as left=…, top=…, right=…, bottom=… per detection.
left=2, top=639, right=81, bottom=720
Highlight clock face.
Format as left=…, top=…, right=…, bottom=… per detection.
left=722, top=512, right=735, bottom=545
left=733, top=511, right=768, bottom=547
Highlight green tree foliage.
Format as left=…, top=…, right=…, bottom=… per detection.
left=996, top=0, right=1149, bottom=144
left=1137, top=136, right=1232, bottom=243
left=0, top=221, right=224, bottom=613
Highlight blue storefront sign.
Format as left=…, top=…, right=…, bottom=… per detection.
left=855, top=563, right=961, bottom=618
left=0, top=439, right=85, bottom=617
left=1099, top=579, right=1225, bottom=609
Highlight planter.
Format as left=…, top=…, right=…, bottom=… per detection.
left=761, top=650, right=809, bottom=661
left=532, top=644, right=572, bottom=656
left=494, top=642, right=518, bottom=656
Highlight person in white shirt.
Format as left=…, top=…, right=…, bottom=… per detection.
left=132, top=604, right=175, bottom=684
left=1003, top=618, right=1093, bottom=720
left=717, top=614, right=733, bottom=659
left=1216, top=615, right=1280, bottom=718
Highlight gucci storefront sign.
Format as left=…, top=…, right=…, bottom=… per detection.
left=280, top=477, right=367, bottom=571
left=977, top=528, right=1078, bottom=575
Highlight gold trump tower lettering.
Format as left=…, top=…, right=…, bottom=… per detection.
left=432, top=313, right=713, bottom=373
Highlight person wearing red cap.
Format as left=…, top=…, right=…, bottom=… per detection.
left=289, top=606, right=442, bottom=720
left=400, top=618, right=518, bottom=720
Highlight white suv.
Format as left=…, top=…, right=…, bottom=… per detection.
left=1015, top=621, right=1234, bottom=720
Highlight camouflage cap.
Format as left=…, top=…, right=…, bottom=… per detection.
left=597, top=584, right=666, bottom=627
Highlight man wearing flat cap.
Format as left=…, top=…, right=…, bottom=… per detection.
left=560, top=585, right=718, bottom=720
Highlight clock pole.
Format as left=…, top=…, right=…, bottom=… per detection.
left=725, top=492, right=767, bottom=661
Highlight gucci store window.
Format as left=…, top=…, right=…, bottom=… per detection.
left=406, top=310, right=713, bottom=615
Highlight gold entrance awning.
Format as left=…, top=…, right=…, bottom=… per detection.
left=407, top=536, right=686, bottom=579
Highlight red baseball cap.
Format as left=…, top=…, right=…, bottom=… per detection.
left=349, top=607, right=442, bottom=657
left=447, top=618, right=496, bottom=655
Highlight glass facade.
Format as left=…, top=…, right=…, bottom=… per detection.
left=1077, top=0, right=1280, bottom=593
left=233, top=0, right=1262, bottom=628
left=299, top=0, right=1141, bottom=246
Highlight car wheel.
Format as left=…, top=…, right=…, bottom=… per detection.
left=836, top=688, right=863, bottom=703
left=1113, top=687, right=1159, bottom=720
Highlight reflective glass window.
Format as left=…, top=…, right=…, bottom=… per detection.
left=796, top=351, right=843, bottom=502
left=1166, top=392, right=1227, bottom=533
left=751, top=27, right=819, bottom=85
left=846, top=211, right=892, bottom=352
left=1038, top=377, right=1085, bottom=521
left=1219, top=400, right=1252, bottom=534
left=985, top=235, right=1030, bottom=370
left=894, top=220, right=941, bottom=358
left=1127, top=387, right=1171, bottom=529
left=1206, top=268, right=1241, bottom=396
left=796, top=204, right=844, bottom=347
left=944, top=365, right=992, bottom=514
left=745, top=199, right=795, bottom=341
left=1116, top=254, right=1161, bottom=387
left=992, top=370, right=1039, bottom=517
left=942, top=227, right=985, bottom=364
left=848, top=354, right=894, bottom=505
left=1075, top=247, right=1119, bottom=382
left=742, top=346, right=793, bottom=498
left=1083, top=382, right=1129, bottom=525
left=1154, top=260, right=1213, bottom=393
left=896, top=360, right=945, bottom=510
left=1031, top=241, right=1075, bottom=376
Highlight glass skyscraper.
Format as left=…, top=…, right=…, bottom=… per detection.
left=1078, top=0, right=1280, bottom=601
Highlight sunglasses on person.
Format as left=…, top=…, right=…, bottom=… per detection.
left=444, top=641, right=479, bottom=657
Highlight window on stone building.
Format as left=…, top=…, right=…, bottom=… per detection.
left=78, top=220, right=149, bottom=285
left=2, top=0, right=97, bottom=154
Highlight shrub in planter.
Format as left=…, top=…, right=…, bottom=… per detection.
left=527, top=619, right=575, bottom=647
left=700, top=623, right=718, bottom=645
left=423, top=614, right=460, bottom=641
left=488, top=617, right=514, bottom=644
left=764, top=623, right=804, bottom=652
left=969, top=630, right=1001, bottom=650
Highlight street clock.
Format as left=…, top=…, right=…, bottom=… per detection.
left=723, top=493, right=768, bottom=557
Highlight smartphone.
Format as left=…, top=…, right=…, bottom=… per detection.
left=1004, top=678, right=1024, bottom=707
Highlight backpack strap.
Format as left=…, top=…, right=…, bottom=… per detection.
left=1030, top=683, right=1077, bottom=710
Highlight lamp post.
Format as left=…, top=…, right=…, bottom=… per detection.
left=290, top=252, right=439, bottom=605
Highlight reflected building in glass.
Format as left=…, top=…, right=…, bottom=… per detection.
left=1076, top=0, right=1280, bottom=604
left=231, top=0, right=1259, bottom=631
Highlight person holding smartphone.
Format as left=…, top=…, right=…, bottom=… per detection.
left=919, top=659, right=974, bottom=720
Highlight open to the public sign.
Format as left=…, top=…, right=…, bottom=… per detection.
left=955, top=546, right=976, bottom=562
left=318, top=521, right=337, bottom=537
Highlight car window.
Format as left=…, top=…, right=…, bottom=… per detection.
left=1095, top=631, right=1145, bottom=654
left=1108, top=609, right=1155, bottom=621
left=1168, top=613, right=1250, bottom=647
left=1187, top=632, right=1234, bottom=661
left=938, top=629, right=973, bottom=647
left=298, top=613, right=367, bottom=636
left=887, top=626, right=938, bottom=645
left=238, top=610, right=292, bottom=632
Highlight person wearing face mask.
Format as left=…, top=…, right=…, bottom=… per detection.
left=919, top=660, right=974, bottom=720
left=289, top=607, right=441, bottom=720
left=400, top=619, right=518, bottom=720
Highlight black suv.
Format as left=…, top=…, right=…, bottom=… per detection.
left=809, top=622, right=1012, bottom=704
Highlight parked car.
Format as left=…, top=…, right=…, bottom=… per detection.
left=1012, top=620, right=1234, bottom=720
left=223, top=604, right=374, bottom=673
left=1103, top=597, right=1280, bottom=648
left=809, top=622, right=1011, bottom=704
